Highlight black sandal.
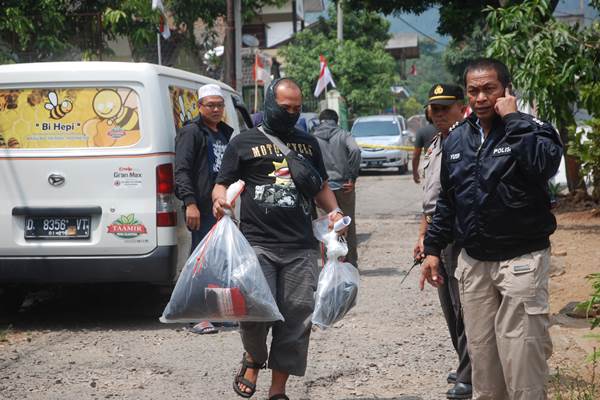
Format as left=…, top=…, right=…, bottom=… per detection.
left=268, top=395, right=289, bottom=400
left=233, top=353, right=265, bottom=398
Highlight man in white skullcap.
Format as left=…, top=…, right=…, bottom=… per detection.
left=174, top=83, right=234, bottom=334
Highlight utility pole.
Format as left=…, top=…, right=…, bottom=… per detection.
left=234, top=0, right=242, bottom=92
left=337, top=0, right=343, bottom=41
left=292, top=1, right=298, bottom=33
left=225, top=0, right=235, bottom=87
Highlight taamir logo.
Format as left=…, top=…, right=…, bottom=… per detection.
left=107, top=214, right=147, bottom=238
left=493, top=146, right=512, bottom=156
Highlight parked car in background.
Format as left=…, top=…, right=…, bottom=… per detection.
left=296, top=112, right=319, bottom=134
left=351, top=115, right=411, bottom=173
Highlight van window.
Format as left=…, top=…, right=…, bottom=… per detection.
left=169, top=86, right=199, bottom=129
left=169, top=85, right=232, bottom=130
left=0, top=87, right=141, bottom=149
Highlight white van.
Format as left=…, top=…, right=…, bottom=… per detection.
left=0, top=62, right=252, bottom=299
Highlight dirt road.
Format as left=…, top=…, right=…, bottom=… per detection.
left=0, top=172, right=469, bottom=400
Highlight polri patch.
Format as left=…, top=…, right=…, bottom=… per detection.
left=492, top=145, right=512, bottom=157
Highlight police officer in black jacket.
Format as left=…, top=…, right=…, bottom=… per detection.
left=419, top=58, right=562, bottom=400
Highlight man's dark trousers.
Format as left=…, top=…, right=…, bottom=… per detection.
left=438, top=242, right=472, bottom=385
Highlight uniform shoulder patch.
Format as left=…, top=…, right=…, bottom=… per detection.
left=521, top=112, right=546, bottom=127
left=532, top=117, right=545, bottom=126
left=449, top=120, right=466, bottom=133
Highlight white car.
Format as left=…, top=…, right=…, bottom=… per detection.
left=351, top=115, right=411, bottom=173
left=0, top=62, right=253, bottom=310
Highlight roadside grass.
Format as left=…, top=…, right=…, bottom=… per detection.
left=0, top=324, right=13, bottom=342
left=551, top=351, right=597, bottom=400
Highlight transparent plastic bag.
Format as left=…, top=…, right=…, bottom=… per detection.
left=311, top=215, right=359, bottom=329
left=160, top=181, right=283, bottom=323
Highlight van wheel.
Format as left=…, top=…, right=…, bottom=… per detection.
left=0, top=286, right=27, bottom=314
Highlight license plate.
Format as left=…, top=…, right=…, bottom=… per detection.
left=367, top=161, right=383, bottom=167
left=24, top=216, right=91, bottom=240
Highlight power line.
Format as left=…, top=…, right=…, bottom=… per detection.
left=395, top=15, right=447, bottom=47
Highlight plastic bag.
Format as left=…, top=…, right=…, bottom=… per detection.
left=311, top=215, right=359, bottom=329
left=160, top=181, right=283, bottom=323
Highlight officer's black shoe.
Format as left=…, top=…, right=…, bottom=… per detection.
left=446, top=382, right=472, bottom=399
left=447, top=371, right=457, bottom=384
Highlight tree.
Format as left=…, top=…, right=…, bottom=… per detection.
left=402, top=39, right=453, bottom=104
left=341, top=1, right=559, bottom=40
left=396, top=96, right=423, bottom=118
left=0, top=1, right=72, bottom=63
left=0, top=0, right=284, bottom=64
left=317, top=3, right=391, bottom=48
left=279, top=7, right=397, bottom=116
left=486, top=0, right=600, bottom=192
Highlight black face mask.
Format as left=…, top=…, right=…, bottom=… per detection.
left=263, top=78, right=301, bottom=136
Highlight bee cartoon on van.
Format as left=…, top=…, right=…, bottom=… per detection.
left=27, top=90, right=47, bottom=107
left=0, top=90, right=19, bottom=111
left=82, top=89, right=140, bottom=147
left=92, top=89, right=139, bottom=130
left=45, top=91, right=73, bottom=120
left=178, top=95, right=192, bottom=124
left=0, top=133, right=20, bottom=148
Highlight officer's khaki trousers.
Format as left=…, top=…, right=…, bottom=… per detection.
left=455, top=248, right=553, bottom=400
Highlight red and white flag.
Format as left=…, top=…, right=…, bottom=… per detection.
left=464, top=105, right=472, bottom=118
left=409, top=64, right=417, bottom=76
left=253, top=53, right=271, bottom=84
left=152, top=0, right=171, bottom=39
left=314, top=54, right=336, bottom=98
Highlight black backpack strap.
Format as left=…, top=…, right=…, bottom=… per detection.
left=258, top=126, right=292, bottom=156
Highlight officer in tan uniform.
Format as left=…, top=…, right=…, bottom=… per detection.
left=414, top=83, right=471, bottom=399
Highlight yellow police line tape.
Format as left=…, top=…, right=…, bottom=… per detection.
left=359, top=143, right=415, bottom=151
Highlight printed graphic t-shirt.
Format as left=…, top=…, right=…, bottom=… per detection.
left=216, top=127, right=328, bottom=249
left=207, top=129, right=228, bottom=181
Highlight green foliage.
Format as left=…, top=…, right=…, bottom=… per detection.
left=443, top=26, right=491, bottom=83
left=396, top=97, right=423, bottom=119
left=576, top=273, right=600, bottom=330
left=280, top=9, right=397, bottom=116
left=552, top=363, right=597, bottom=400
left=568, top=118, right=600, bottom=201
left=403, top=39, right=454, bottom=104
left=103, top=0, right=160, bottom=59
left=0, top=1, right=70, bottom=62
left=485, top=0, right=600, bottom=126
left=486, top=0, right=600, bottom=191
left=340, top=1, right=559, bottom=41
left=0, top=0, right=284, bottom=64
left=327, top=3, right=391, bottom=48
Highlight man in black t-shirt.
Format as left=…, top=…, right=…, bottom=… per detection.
left=213, top=79, right=345, bottom=400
